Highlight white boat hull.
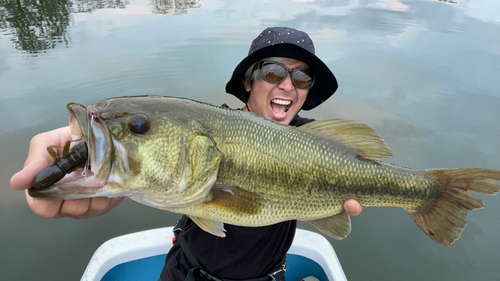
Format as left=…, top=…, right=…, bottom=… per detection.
left=81, top=227, right=347, bottom=281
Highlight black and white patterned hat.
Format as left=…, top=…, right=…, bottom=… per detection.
left=225, top=27, right=338, bottom=110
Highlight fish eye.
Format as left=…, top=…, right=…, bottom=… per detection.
left=128, top=114, right=150, bottom=135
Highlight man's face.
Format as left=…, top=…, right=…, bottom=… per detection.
left=243, top=60, right=310, bottom=125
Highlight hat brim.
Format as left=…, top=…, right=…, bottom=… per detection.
left=225, top=43, right=337, bottom=110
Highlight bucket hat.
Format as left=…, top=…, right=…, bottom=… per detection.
left=225, top=27, right=338, bottom=110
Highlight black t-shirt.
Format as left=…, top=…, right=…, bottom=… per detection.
left=159, top=109, right=315, bottom=281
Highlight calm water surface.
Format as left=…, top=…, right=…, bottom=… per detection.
left=1, top=0, right=499, bottom=280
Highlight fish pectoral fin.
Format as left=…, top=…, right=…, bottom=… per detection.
left=305, top=209, right=351, bottom=240
left=188, top=216, right=226, bottom=238
left=299, top=119, right=392, bottom=160
left=208, top=184, right=264, bottom=215
left=185, top=134, right=222, bottom=187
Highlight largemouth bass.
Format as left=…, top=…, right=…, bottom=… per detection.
left=29, top=96, right=500, bottom=246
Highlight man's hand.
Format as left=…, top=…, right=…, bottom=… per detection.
left=10, top=127, right=124, bottom=219
left=344, top=199, right=362, bottom=216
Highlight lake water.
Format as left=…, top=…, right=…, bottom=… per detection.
left=1, top=0, right=499, bottom=280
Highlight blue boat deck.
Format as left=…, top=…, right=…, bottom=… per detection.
left=102, top=253, right=329, bottom=281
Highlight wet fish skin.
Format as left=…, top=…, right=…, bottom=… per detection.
left=28, top=96, right=500, bottom=245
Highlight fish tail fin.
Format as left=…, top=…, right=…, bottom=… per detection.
left=408, top=168, right=500, bottom=246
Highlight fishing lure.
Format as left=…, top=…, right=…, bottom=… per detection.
left=31, top=141, right=88, bottom=190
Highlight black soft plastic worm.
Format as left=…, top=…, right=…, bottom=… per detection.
left=31, top=141, right=88, bottom=190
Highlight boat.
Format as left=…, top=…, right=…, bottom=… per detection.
left=81, top=227, right=347, bottom=281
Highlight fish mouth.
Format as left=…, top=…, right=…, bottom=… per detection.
left=28, top=103, right=124, bottom=199
left=68, top=102, right=114, bottom=185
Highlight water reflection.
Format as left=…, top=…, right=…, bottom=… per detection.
left=73, top=0, right=129, bottom=13
left=0, top=0, right=73, bottom=54
left=0, top=0, right=203, bottom=54
left=150, top=0, right=202, bottom=15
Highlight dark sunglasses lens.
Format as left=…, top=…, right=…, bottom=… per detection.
left=261, top=63, right=287, bottom=83
left=292, top=69, right=314, bottom=89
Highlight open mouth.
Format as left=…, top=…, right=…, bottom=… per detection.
left=67, top=103, right=114, bottom=187
left=28, top=103, right=115, bottom=199
left=270, top=98, right=291, bottom=117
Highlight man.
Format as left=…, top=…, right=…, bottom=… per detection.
left=10, top=27, right=362, bottom=280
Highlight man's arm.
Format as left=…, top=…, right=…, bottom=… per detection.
left=10, top=127, right=124, bottom=219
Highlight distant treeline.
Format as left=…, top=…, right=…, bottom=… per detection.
left=0, top=0, right=202, bottom=54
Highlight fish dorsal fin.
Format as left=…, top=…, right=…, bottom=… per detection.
left=299, top=119, right=393, bottom=160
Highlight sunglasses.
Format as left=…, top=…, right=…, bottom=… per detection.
left=258, top=61, right=316, bottom=90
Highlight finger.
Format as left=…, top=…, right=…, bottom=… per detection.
left=76, top=197, right=125, bottom=219
left=109, top=197, right=125, bottom=209
left=10, top=158, right=51, bottom=190
left=344, top=199, right=362, bottom=216
left=56, top=197, right=125, bottom=220
left=25, top=190, right=64, bottom=218
left=58, top=198, right=93, bottom=218
left=25, top=128, right=69, bottom=165
left=11, top=127, right=72, bottom=191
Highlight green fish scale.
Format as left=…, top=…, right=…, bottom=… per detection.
left=188, top=108, right=440, bottom=225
